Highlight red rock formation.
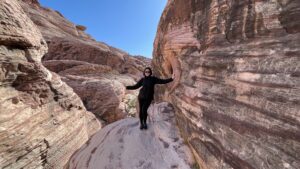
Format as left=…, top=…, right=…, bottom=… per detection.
left=19, top=0, right=151, bottom=124
left=153, top=0, right=300, bottom=169
left=0, top=0, right=100, bottom=168
left=22, top=0, right=40, bottom=6
left=42, top=59, right=140, bottom=124
left=19, top=0, right=150, bottom=78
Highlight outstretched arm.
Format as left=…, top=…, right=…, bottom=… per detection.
left=126, top=78, right=143, bottom=90
left=154, top=76, right=173, bottom=84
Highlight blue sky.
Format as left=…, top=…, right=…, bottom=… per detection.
left=39, top=0, right=167, bottom=58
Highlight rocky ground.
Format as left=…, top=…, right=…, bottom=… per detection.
left=66, top=102, right=196, bottom=169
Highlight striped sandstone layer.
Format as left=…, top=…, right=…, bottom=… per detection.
left=153, top=0, right=300, bottom=169
left=0, top=0, right=100, bottom=168
left=19, top=0, right=151, bottom=124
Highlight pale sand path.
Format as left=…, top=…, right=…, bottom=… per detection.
left=66, top=102, right=195, bottom=169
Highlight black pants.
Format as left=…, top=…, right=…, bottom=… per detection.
left=138, top=98, right=152, bottom=125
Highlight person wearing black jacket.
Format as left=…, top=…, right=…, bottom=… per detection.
left=126, top=67, right=174, bottom=130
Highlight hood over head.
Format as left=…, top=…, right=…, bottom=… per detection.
left=143, top=67, right=152, bottom=77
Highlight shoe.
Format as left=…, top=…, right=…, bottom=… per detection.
left=140, top=122, right=144, bottom=130
left=143, top=123, right=148, bottom=129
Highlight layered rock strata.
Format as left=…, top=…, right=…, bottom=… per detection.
left=0, top=0, right=100, bottom=168
left=19, top=0, right=151, bottom=124
left=153, top=0, right=300, bottom=169
left=43, top=59, right=141, bottom=124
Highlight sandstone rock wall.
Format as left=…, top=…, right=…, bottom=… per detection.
left=153, top=0, right=300, bottom=169
left=42, top=59, right=140, bottom=125
left=0, top=0, right=100, bottom=168
left=19, top=0, right=151, bottom=124
left=19, top=0, right=151, bottom=79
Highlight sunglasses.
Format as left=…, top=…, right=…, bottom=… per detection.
left=145, top=71, right=150, bottom=73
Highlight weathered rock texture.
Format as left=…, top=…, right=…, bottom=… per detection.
left=66, top=102, right=196, bottom=169
left=153, top=0, right=300, bottom=169
left=19, top=0, right=151, bottom=80
left=0, top=0, right=100, bottom=168
left=19, top=0, right=151, bottom=124
left=42, top=59, right=141, bottom=124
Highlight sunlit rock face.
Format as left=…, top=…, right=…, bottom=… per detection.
left=19, top=0, right=151, bottom=124
left=0, top=0, right=101, bottom=168
left=19, top=0, right=151, bottom=80
left=42, top=59, right=141, bottom=125
left=153, top=0, right=300, bottom=169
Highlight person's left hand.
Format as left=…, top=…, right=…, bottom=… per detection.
left=171, top=73, right=175, bottom=79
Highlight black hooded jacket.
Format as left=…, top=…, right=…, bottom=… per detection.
left=126, top=75, right=173, bottom=101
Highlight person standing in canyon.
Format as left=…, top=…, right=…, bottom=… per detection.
left=126, top=67, right=175, bottom=130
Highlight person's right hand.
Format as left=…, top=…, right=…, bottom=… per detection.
left=171, top=73, right=175, bottom=79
